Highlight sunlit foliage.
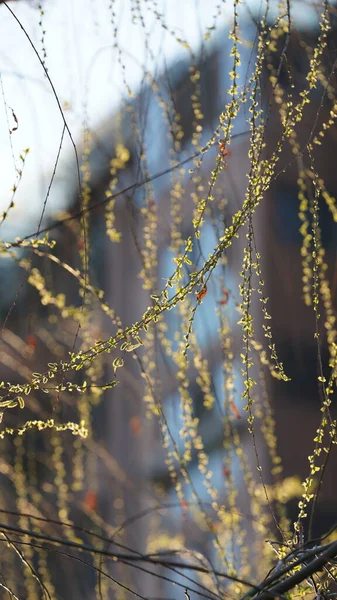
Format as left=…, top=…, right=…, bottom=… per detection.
left=0, top=0, right=337, bottom=598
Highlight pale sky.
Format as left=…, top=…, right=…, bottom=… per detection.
left=0, top=0, right=322, bottom=238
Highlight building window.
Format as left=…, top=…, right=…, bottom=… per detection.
left=274, top=185, right=337, bottom=249
left=149, top=214, right=245, bottom=569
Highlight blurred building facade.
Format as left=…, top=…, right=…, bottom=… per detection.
left=0, top=15, right=336, bottom=599
left=78, top=23, right=266, bottom=597
left=263, top=26, right=337, bottom=534
left=82, top=18, right=337, bottom=566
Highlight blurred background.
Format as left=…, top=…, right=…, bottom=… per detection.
left=1, top=0, right=337, bottom=598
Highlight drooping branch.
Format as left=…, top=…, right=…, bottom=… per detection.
left=249, top=541, right=337, bottom=600
left=0, top=520, right=254, bottom=587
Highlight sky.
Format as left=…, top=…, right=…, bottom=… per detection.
left=0, top=0, right=323, bottom=238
